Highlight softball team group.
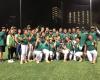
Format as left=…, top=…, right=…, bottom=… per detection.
left=0, top=26, right=98, bottom=64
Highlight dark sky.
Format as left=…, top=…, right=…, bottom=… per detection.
left=22, top=0, right=52, bottom=25
left=0, top=0, right=100, bottom=26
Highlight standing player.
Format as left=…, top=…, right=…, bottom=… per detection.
left=15, top=29, right=22, bottom=60
left=63, top=28, right=67, bottom=40
left=89, top=26, right=97, bottom=42
left=0, top=27, right=6, bottom=63
left=52, top=28, right=56, bottom=37
left=7, top=29, right=16, bottom=63
left=20, top=29, right=29, bottom=64
left=59, top=28, right=64, bottom=40
left=71, top=28, right=77, bottom=41
left=76, top=27, right=87, bottom=59
left=28, top=29, right=36, bottom=61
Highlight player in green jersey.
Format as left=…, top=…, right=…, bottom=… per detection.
left=28, top=29, right=36, bottom=62
left=85, top=34, right=97, bottom=64
left=33, top=37, right=43, bottom=64
left=20, top=29, right=29, bottom=64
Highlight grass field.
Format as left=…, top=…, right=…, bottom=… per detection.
left=0, top=42, right=100, bottom=80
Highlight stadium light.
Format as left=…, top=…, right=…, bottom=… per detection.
left=20, top=0, right=22, bottom=28
left=90, top=0, right=92, bottom=27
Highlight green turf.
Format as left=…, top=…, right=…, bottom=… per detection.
left=0, top=42, right=100, bottom=80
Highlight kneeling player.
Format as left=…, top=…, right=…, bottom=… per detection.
left=61, top=42, right=70, bottom=62
left=54, top=36, right=61, bottom=60
left=85, top=35, right=97, bottom=64
left=42, top=38, right=50, bottom=63
left=65, top=37, right=73, bottom=61
left=33, top=37, right=43, bottom=64
left=74, top=37, right=83, bottom=62
left=49, top=38, right=55, bottom=61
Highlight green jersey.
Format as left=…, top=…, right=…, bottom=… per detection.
left=21, top=34, right=29, bottom=45
left=74, top=43, right=82, bottom=52
left=29, top=35, right=36, bottom=44
left=71, top=33, right=77, bottom=40
left=55, top=41, right=60, bottom=48
left=45, top=32, right=49, bottom=37
left=0, top=31, right=6, bottom=46
left=59, top=33, right=64, bottom=40
left=35, top=42, right=43, bottom=51
left=28, top=32, right=31, bottom=36
left=52, top=32, right=56, bottom=37
left=42, top=43, right=49, bottom=50
left=49, top=42, right=54, bottom=51
left=63, top=33, right=69, bottom=39
left=86, top=40, right=96, bottom=51
left=66, top=41, right=73, bottom=50
left=7, top=35, right=15, bottom=47
left=66, top=33, right=71, bottom=38
left=15, top=34, right=22, bottom=43
left=48, top=34, right=53, bottom=38
left=80, top=32, right=87, bottom=47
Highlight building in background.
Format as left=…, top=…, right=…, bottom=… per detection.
left=51, top=0, right=63, bottom=27
left=63, top=0, right=90, bottom=29
left=51, top=0, right=90, bottom=29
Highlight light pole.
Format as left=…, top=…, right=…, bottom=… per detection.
left=90, top=0, right=92, bottom=27
left=20, top=0, right=22, bottom=28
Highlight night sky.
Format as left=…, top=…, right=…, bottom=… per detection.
left=0, top=0, right=100, bottom=26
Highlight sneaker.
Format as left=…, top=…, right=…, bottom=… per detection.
left=20, top=62, right=23, bottom=64
left=92, top=61, right=96, bottom=64
left=36, top=61, right=40, bottom=64
left=8, top=60, right=12, bottom=63
left=11, top=59, right=14, bottom=63
left=63, top=60, right=67, bottom=62
left=28, top=60, right=33, bottom=62
left=46, top=60, right=50, bottom=63
left=25, top=61, right=28, bottom=63
left=79, top=58, right=82, bottom=62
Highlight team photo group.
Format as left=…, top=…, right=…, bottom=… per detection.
left=0, top=25, right=99, bottom=64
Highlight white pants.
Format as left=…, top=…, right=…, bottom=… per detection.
left=29, top=44, right=33, bottom=52
left=75, top=52, right=83, bottom=57
left=33, top=50, right=42, bottom=61
left=69, top=51, right=74, bottom=60
left=21, top=44, right=28, bottom=61
left=62, top=49, right=69, bottom=60
left=49, top=51, right=54, bottom=56
left=73, top=52, right=83, bottom=61
left=43, top=49, right=50, bottom=61
left=28, top=44, right=33, bottom=60
left=87, top=50, right=97, bottom=62
left=56, top=52, right=60, bottom=60
left=49, top=51, right=54, bottom=60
